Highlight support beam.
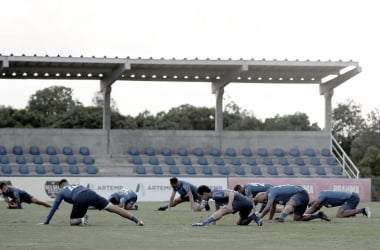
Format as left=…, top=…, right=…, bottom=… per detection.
left=319, top=66, right=361, bottom=95
left=0, top=58, right=9, bottom=73
left=324, top=89, right=334, bottom=133
left=215, top=87, right=224, bottom=132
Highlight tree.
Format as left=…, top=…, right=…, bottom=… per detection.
left=332, top=100, right=365, bottom=156
left=92, top=91, right=119, bottom=112
left=27, top=86, right=82, bottom=125
left=263, top=113, right=320, bottom=131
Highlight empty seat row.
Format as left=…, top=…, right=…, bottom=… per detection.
left=127, top=146, right=333, bottom=158
left=0, top=145, right=91, bottom=156
left=133, top=164, right=343, bottom=177
left=130, top=155, right=338, bottom=167
left=0, top=154, right=95, bottom=165
left=1, top=164, right=98, bottom=175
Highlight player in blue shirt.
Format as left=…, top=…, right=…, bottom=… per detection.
left=234, top=183, right=278, bottom=213
left=109, top=188, right=138, bottom=210
left=0, top=182, right=51, bottom=209
left=192, top=185, right=262, bottom=227
left=158, top=177, right=209, bottom=212
left=255, top=185, right=330, bottom=222
left=305, top=190, right=370, bottom=218
left=43, top=179, right=144, bottom=226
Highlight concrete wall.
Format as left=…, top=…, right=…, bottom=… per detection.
left=0, top=128, right=331, bottom=156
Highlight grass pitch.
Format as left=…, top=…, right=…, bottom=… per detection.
left=1, top=201, right=380, bottom=250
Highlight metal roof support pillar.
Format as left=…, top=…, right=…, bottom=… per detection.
left=324, top=89, right=333, bottom=133
left=215, top=87, right=224, bottom=132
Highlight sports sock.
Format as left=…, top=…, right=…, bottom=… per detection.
left=130, top=216, right=139, bottom=224
left=311, top=214, right=320, bottom=219
left=279, top=212, right=287, bottom=220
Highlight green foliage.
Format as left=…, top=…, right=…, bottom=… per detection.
left=264, top=112, right=320, bottom=131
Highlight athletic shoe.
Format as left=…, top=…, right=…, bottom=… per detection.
left=192, top=222, right=208, bottom=227
left=83, top=215, right=89, bottom=225
left=256, top=219, right=263, bottom=226
left=157, top=207, right=167, bottom=211
left=318, top=211, right=331, bottom=221
left=137, top=220, right=144, bottom=226
left=274, top=217, right=284, bottom=223
left=363, top=207, right=371, bottom=218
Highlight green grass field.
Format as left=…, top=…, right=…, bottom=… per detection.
left=1, top=201, right=380, bottom=250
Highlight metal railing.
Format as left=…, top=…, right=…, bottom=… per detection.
left=331, top=136, right=360, bottom=179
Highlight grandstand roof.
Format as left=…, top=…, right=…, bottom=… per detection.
left=0, top=54, right=359, bottom=86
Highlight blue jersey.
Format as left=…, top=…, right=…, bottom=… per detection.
left=267, top=185, right=306, bottom=205
left=212, top=189, right=251, bottom=212
left=45, top=184, right=88, bottom=224
left=174, top=181, right=198, bottom=198
left=2, top=186, right=33, bottom=204
left=243, top=183, right=273, bottom=197
left=109, top=189, right=137, bottom=206
left=318, top=190, right=354, bottom=207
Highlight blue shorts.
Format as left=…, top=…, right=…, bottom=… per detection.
left=19, top=192, right=33, bottom=204
left=290, top=190, right=309, bottom=216
left=341, top=192, right=360, bottom=210
left=71, top=190, right=109, bottom=219
left=233, top=198, right=253, bottom=219
left=180, top=194, right=202, bottom=203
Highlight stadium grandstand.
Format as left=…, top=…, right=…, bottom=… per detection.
left=0, top=54, right=370, bottom=203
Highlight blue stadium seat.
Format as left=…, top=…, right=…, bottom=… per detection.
left=197, top=157, right=208, bottom=165
left=160, top=147, right=172, bottom=156
left=12, top=146, right=24, bottom=155
left=273, top=148, right=285, bottom=157
left=152, top=165, right=164, bottom=175
left=214, top=157, right=225, bottom=166
left=289, top=148, right=300, bottom=157
left=332, top=166, right=343, bottom=176
left=304, top=148, right=316, bottom=157
left=316, top=166, right=327, bottom=176
left=0, top=145, right=7, bottom=155
left=225, top=147, right=237, bottom=157
left=185, top=165, right=197, bottom=175
left=135, top=165, right=146, bottom=174
left=32, top=155, right=44, bottom=165
left=144, top=147, right=156, bottom=156
left=192, top=147, right=205, bottom=157
left=209, top=148, right=221, bottom=157
left=16, top=155, right=26, bottom=165
left=82, top=156, right=95, bottom=165
left=241, top=147, right=253, bottom=157
left=86, top=165, right=98, bottom=174
left=29, top=146, right=40, bottom=155
left=321, top=148, right=332, bottom=157
left=181, top=156, right=192, bottom=165
left=262, top=157, right=273, bottom=166
left=251, top=166, right=262, bottom=175
left=148, top=156, right=160, bottom=165
left=234, top=166, right=246, bottom=175
left=257, top=148, right=268, bottom=157
left=300, top=166, right=311, bottom=176
left=62, top=146, right=74, bottom=155
left=202, top=166, right=213, bottom=175
left=0, top=155, right=10, bottom=164
left=66, top=156, right=77, bottom=165
left=79, top=146, right=90, bottom=156
left=230, top=157, right=241, bottom=166
left=246, top=157, right=257, bottom=166
left=278, top=157, right=289, bottom=166
left=176, top=147, right=188, bottom=156
left=283, top=166, right=295, bottom=176
left=49, top=155, right=60, bottom=165
left=1, top=164, right=12, bottom=174
left=164, top=156, right=176, bottom=165
left=69, top=165, right=80, bottom=174
left=267, top=166, right=279, bottom=175
left=46, top=146, right=57, bottom=155
left=310, top=157, right=321, bottom=166
left=132, top=156, right=143, bottom=165
left=169, top=165, right=180, bottom=175
left=326, top=157, right=338, bottom=166
left=18, top=165, right=30, bottom=174
left=52, top=165, right=63, bottom=174
left=35, top=165, right=46, bottom=174
left=128, top=147, right=140, bottom=156
left=294, top=157, right=305, bottom=166
left=218, top=166, right=230, bottom=175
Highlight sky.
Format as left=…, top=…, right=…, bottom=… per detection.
left=1, top=0, right=379, bottom=129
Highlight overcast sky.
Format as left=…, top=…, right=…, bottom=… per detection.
left=1, top=0, right=379, bottom=128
